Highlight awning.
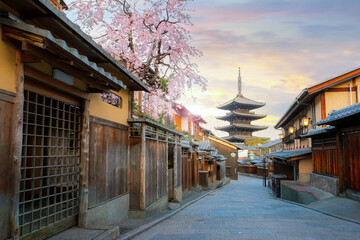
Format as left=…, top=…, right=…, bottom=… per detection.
left=301, top=126, right=336, bottom=138
left=267, top=148, right=312, bottom=161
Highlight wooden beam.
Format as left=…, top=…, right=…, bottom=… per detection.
left=20, top=53, right=41, bottom=63
left=24, top=66, right=89, bottom=100
left=325, top=87, right=357, bottom=92
left=10, top=50, right=24, bottom=239
left=79, top=99, right=90, bottom=227
left=321, top=93, right=326, bottom=120
left=156, top=128, right=160, bottom=200
left=21, top=41, right=113, bottom=92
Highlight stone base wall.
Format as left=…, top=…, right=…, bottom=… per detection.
left=129, top=194, right=168, bottom=218
left=310, top=173, right=339, bottom=195
left=87, top=193, right=129, bottom=226
left=346, top=189, right=360, bottom=202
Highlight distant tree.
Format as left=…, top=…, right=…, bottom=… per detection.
left=69, top=0, right=207, bottom=120
left=244, top=137, right=270, bottom=146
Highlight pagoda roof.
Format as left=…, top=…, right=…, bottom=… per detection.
left=216, top=112, right=267, bottom=121
left=215, top=123, right=268, bottom=132
left=222, top=135, right=252, bottom=142
left=217, top=94, right=265, bottom=110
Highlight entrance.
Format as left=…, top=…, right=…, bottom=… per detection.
left=19, top=88, right=81, bottom=239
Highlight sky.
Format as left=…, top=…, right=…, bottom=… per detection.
left=177, top=0, right=360, bottom=140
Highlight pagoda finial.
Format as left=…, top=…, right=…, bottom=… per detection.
left=238, top=67, right=242, bottom=96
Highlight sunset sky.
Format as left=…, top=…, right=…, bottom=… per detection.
left=179, top=0, right=360, bottom=139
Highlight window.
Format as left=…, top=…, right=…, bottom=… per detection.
left=100, top=93, right=122, bottom=108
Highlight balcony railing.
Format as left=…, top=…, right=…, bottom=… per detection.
left=283, top=134, right=295, bottom=143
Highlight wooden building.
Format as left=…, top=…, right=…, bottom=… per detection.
left=0, top=0, right=149, bottom=239
left=304, top=103, right=360, bottom=201
left=209, top=135, right=239, bottom=180
left=181, top=140, right=199, bottom=199
left=172, top=103, right=207, bottom=141
left=216, top=68, right=267, bottom=143
left=272, top=67, right=360, bottom=184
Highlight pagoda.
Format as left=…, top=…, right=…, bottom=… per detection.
left=215, top=68, right=267, bottom=143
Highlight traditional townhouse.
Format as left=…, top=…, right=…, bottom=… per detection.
left=305, top=102, right=360, bottom=201
left=269, top=68, right=360, bottom=184
left=173, top=104, right=207, bottom=140
left=208, top=135, right=239, bottom=180
left=0, top=0, right=149, bottom=239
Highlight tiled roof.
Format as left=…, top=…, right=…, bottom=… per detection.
left=314, top=102, right=360, bottom=126
left=196, top=141, right=215, bottom=151
left=217, top=95, right=265, bottom=110
left=182, top=140, right=192, bottom=149
left=0, top=17, right=127, bottom=89
left=258, top=139, right=282, bottom=148
left=215, top=123, right=268, bottom=131
left=301, top=126, right=336, bottom=138
left=267, top=148, right=312, bottom=160
left=216, top=112, right=267, bottom=121
left=222, top=135, right=252, bottom=142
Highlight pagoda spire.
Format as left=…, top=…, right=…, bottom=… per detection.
left=238, top=67, right=242, bottom=96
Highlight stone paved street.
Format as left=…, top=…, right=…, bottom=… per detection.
left=133, top=175, right=360, bottom=240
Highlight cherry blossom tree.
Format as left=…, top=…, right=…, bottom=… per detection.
left=69, top=0, right=207, bottom=120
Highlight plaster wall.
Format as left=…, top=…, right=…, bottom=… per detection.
left=89, top=89, right=129, bottom=126
left=325, top=91, right=353, bottom=115
left=0, top=27, right=16, bottom=93
left=181, top=117, right=188, bottom=132
left=299, top=158, right=312, bottom=183
left=314, top=95, right=322, bottom=123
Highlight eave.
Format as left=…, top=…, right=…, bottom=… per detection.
left=216, top=112, right=267, bottom=121
left=1, top=17, right=124, bottom=92
left=3, top=0, right=149, bottom=92
left=215, top=123, right=268, bottom=132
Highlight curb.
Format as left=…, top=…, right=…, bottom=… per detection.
left=267, top=187, right=360, bottom=225
left=117, top=181, right=231, bottom=240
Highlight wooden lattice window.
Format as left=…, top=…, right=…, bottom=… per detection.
left=19, top=90, right=80, bottom=237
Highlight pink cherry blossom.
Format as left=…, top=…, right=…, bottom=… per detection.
left=69, top=0, right=207, bottom=120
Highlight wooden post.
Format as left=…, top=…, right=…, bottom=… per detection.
left=140, top=123, right=146, bottom=210
left=165, top=132, right=169, bottom=199
left=337, top=132, right=345, bottom=194
left=179, top=136, right=182, bottom=189
left=79, top=98, right=90, bottom=227
left=156, top=128, right=159, bottom=199
left=173, top=135, right=178, bottom=198
left=10, top=50, right=24, bottom=239
left=127, top=125, right=131, bottom=197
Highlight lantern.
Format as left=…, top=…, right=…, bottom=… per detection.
left=279, top=133, right=284, bottom=139
left=289, top=127, right=295, bottom=134
left=302, top=117, right=310, bottom=127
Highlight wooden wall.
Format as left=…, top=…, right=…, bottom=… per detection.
left=343, top=132, right=360, bottom=191
left=209, top=139, right=238, bottom=180
left=0, top=90, right=15, bottom=240
left=145, top=139, right=167, bottom=206
left=88, top=116, right=128, bottom=208
left=182, top=150, right=191, bottom=191
left=312, top=134, right=340, bottom=178
left=176, top=145, right=182, bottom=188
left=129, top=137, right=141, bottom=210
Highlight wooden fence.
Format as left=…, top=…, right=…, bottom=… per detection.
left=128, top=118, right=182, bottom=210
left=88, top=116, right=128, bottom=208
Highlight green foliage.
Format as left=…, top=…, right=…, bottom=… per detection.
left=180, top=130, right=196, bottom=142
left=244, top=137, right=270, bottom=146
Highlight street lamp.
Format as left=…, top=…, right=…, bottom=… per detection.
left=302, top=117, right=310, bottom=127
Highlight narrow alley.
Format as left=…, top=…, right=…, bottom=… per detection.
left=133, top=175, right=360, bottom=240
